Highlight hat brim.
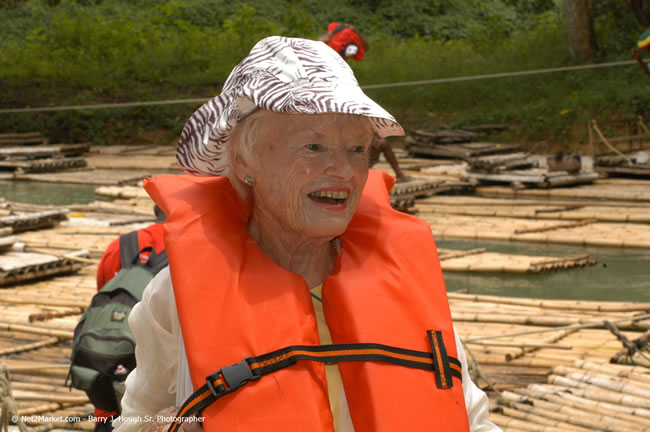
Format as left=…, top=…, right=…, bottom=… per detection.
left=178, top=87, right=403, bottom=176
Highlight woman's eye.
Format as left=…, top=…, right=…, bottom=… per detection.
left=306, top=144, right=321, bottom=151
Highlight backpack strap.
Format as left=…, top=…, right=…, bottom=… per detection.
left=166, top=330, right=462, bottom=432
left=119, top=230, right=169, bottom=273
left=145, top=249, right=169, bottom=274
left=119, top=231, right=141, bottom=269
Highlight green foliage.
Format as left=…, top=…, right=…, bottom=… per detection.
left=0, top=0, right=648, bottom=147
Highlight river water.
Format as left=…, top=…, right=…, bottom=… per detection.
left=3, top=180, right=649, bottom=303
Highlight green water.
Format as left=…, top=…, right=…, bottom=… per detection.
left=0, top=180, right=648, bottom=302
left=439, top=239, right=650, bottom=302
left=0, top=180, right=99, bottom=206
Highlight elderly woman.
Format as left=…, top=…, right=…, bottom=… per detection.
left=115, top=37, right=500, bottom=432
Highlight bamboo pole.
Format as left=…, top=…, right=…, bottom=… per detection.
left=438, top=248, right=486, bottom=260
left=0, top=337, right=61, bottom=356
left=498, top=405, right=590, bottom=431
left=465, top=340, right=572, bottom=350
left=0, top=294, right=89, bottom=309
left=547, top=374, right=650, bottom=409
left=18, top=401, right=80, bottom=416
left=514, top=219, right=597, bottom=234
left=452, top=311, right=650, bottom=330
left=12, top=390, right=88, bottom=404
left=490, top=412, right=566, bottom=432
left=21, top=247, right=97, bottom=265
left=518, top=385, right=650, bottom=425
left=505, top=327, right=578, bottom=361
left=0, top=323, right=73, bottom=339
left=572, top=360, right=650, bottom=385
left=10, top=382, right=84, bottom=396
left=501, top=401, right=598, bottom=431
left=500, top=391, right=641, bottom=432
left=448, top=293, right=650, bottom=312
left=463, top=313, right=650, bottom=343
left=555, top=369, right=650, bottom=398
left=29, top=309, right=83, bottom=323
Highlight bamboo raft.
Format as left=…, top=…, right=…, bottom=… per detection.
left=595, top=150, right=650, bottom=178
left=476, top=180, right=650, bottom=202
left=0, top=209, right=69, bottom=233
left=408, top=141, right=522, bottom=159
left=466, top=168, right=600, bottom=188
left=416, top=196, right=650, bottom=223
left=1, top=275, right=649, bottom=430
left=439, top=248, right=596, bottom=273
left=0, top=249, right=88, bottom=287
left=14, top=169, right=148, bottom=186
left=0, top=157, right=87, bottom=173
left=0, top=132, right=48, bottom=146
left=421, top=212, right=650, bottom=248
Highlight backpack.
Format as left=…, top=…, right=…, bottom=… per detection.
left=68, top=230, right=168, bottom=412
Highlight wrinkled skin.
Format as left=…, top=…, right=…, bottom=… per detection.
left=232, top=112, right=373, bottom=287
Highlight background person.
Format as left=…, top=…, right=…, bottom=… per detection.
left=92, top=206, right=166, bottom=431
left=114, top=36, right=499, bottom=432
left=320, top=22, right=411, bottom=182
left=633, top=28, right=650, bottom=77
left=319, top=22, right=369, bottom=61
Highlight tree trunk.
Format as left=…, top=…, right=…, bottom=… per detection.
left=565, top=0, right=597, bottom=62
left=625, top=0, right=650, bottom=27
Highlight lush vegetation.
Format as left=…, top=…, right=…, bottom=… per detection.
left=0, top=0, right=648, bottom=148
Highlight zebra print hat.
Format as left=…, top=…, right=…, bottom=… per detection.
left=177, top=36, right=404, bottom=176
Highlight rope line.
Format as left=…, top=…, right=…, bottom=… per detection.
left=0, top=58, right=644, bottom=114
left=0, top=363, right=31, bottom=432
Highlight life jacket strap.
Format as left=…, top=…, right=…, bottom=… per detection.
left=167, top=332, right=462, bottom=432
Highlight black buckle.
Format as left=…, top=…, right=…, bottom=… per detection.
left=206, top=357, right=260, bottom=396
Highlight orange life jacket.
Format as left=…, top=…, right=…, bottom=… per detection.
left=144, top=170, right=470, bottom=432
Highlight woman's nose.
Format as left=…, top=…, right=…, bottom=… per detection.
left=325, top=148, right=356, bottom=179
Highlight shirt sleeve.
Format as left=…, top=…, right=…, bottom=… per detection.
left=113, top=267, right=180, bottom=431
left=96, top=237, right=121, bottom=291
left=455, top=329, right=502, bottom=431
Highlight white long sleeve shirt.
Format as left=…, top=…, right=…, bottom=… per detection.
left=114, top=267, right=501, bottom=431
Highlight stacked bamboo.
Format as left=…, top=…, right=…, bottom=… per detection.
left=447, top=293, right=650, bottom=430
left=94, top=185, right=151, bottom=200
left=0, top=254, right=649, bottom=429
left=15, top=169, right=147, bottom=186
left=0, top=132, right=48, bottom=146
left=84, top=144, right=179, bottom=171
left=0, top=143, right=88, bottom=174
left=0, top=267, right=97, bottom=430
left=493, top=360, right=650, bottom=431
left=417, top=195, right=650, bottom=223
left=439, top=248, right=596, bottom=273
left=0, top=204, right=100, bottom=286
left=476, top=181, right=650, bottom=201
left=420, top=212, right=650, bottom=248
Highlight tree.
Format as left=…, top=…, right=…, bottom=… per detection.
left=625, top=0, right=650, bottom=27
left=565, top=0, right=597, bottom=62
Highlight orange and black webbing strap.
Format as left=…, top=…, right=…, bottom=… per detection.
left=167, top=337, right=463, bottom=432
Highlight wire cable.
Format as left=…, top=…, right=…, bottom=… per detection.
left=0, top=58, right=645, bottom=114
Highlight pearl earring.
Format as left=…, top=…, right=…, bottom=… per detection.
left=244, top=175, right=256, bottom=187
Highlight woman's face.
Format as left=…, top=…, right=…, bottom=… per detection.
left=242, top=112, right=372, bottom=241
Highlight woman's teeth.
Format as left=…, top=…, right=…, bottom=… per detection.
left=309, top=190, right=349, bottom=199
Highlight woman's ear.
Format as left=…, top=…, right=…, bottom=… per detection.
left=231, top=148, right=249, bottom=184
left=230, top=146, right=257, bottom=205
